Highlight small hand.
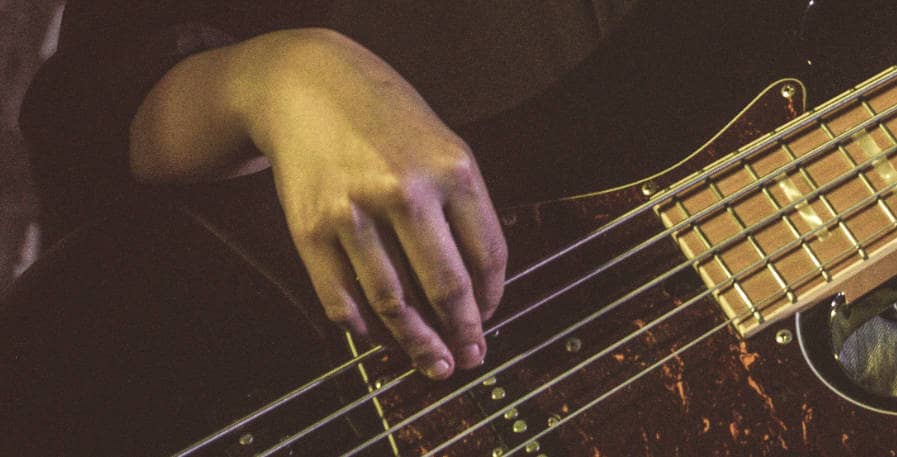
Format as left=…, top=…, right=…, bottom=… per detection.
left=244, top=30, right=507, bottom=379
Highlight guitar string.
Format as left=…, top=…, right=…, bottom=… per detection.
left=487, top=109, right=897, bottom=338
left=174, top=70, right=897, bottom=456
left=499, top=220, right=897, bottom=457
left=476, top=320, right=732, bottom=457
left=214, top=119, right=892, bottom=454
left=501, top=69, right=894, bottom=288
left=245, top=111, right=897, bottom=457
left=351, top=176, right=897, bottom=457
left=258, top=126, right=897, bottom=455
left=265, top=145, right=897, bottom=456
left=425, top=198, right=897, bottom=456
left=170, top=346, right=383, bottom=457
left=496, top=76, right=804, bottom=287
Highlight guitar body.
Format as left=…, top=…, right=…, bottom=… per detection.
left=5, top=1, right=897, bottom=455
left=346, top=78, right=897, bottom=456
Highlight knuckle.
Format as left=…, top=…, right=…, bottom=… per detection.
left=323, top=303, right=356, bottom=326
left=370, top=293, right=407, bottom=319
left=384, top=178, right=424, bottom=212
left=394, top=331, right=439, bottom=355
left=329, top=199, right=364, bottom=231
left=440, top=149, right=476, bottom=189
left=294, top=222, right=328, bottom=244
left=450, top=317, right=482, bottom=340
left=447, top=154, right=474, bottom=180
left=478, top=237, right=508, bottom=273
left=429, top=276, right=472, bottom=310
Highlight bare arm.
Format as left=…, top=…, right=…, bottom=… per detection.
left=130, top=28, right=507, bottom=380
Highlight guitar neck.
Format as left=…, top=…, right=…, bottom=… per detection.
left=656, top=66, right=897, bottom=337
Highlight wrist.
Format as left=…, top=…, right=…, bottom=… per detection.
left=224, top=28, right=356, bottom=157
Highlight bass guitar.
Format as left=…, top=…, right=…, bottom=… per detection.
left=4, top=1, right=897, bottom=455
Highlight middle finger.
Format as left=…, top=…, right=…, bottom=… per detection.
left=337, top=204, right=456, bottom=380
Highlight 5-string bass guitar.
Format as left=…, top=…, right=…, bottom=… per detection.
left=5, top=2, right=897, bottom=456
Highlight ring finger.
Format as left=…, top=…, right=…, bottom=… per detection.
left=337, top=204, right=456, bottom=380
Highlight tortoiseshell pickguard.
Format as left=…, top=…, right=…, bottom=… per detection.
left=356, top=79, right=897, bottom=457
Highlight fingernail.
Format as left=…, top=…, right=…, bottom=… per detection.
left=424, top=359, right=451, bottom=379
left=459, top=343, right=482, bottom=367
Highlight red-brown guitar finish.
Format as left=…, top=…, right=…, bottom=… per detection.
left=5, top=75, right=893, bottom=457
left=356, top=82, right=897, bottom=456
left=6, top=2, right=897, bottom=456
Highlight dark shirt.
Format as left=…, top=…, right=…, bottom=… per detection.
left=20, top=0, right=635, bottom=243
left=16, top=0, right=897, bottom=431
left=30, top=1, right=856, bottom=243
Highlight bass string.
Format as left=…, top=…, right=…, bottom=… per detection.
left=501, top=317, right=736, bottom=457
left=171, top=346, right=384, bottom=457
left=231, top=120, right=897, bottom=456
left=335, top=139, right=897, bottom=455
left=176, top=75, right=897, bottom=455
left=502, top=71, right=893, bottom=289
left=349, top=177, right=897, bottom=457
left=487, top=89, right=897, bottom=341
left=488, top=138, right=897, bottom=338
left=254, top=369, right=417, bottom=457
left=219, top=131, right=897, bottom=456
left=499, top=220, right=897, bottom=457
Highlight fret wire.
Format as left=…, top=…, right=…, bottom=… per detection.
left=186, top=71, right=897, bottom=457
left=742, top=162, right=831, bottom=282
left=312, top=148, right=897, bottom=457
left=706, top=179, right=795, bottom=303
left=344, top=333, right=401, bottom=456
left=504, top=72, right=894, bottom=293
left=673, top=195, right=762, bottom=322
left=857, top=99, right=897, bottom=224
left=861, top=98, right=897, bottom=147
left=821, top=107, right=897, bottom=226
left=500, top=72, right=897, bottom=301
left=502, top=211, right=897, bottom=457
left=780, top=141, right=868, bottom=259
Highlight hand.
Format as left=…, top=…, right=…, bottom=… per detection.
left=238, top=29, right=507, bottom=379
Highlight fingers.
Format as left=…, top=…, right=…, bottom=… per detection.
left=296, top=236, right=370, bottom=338
left=444, top=170, right=507, bottom=322
left=337, top=205, right=457, bottom=380
left=389, top=199, right=487, bottom=371
left=288, top=139, right=505, bottom=380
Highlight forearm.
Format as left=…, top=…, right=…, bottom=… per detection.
left=129, top=29, right=341, bottom=183
left=130, top=26, right=506, bottom=379
left=130, top=27, right=437, bottom=184
left=128, top=37, right=254, bottom=182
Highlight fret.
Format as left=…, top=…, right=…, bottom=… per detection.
left=706, top=179, right=795, bottom=304
left=870, top=102, right=897, bottom=145
left=672, top=196, right=763, bottom=322
left=859, top=99, right=897, bottom=198
left=824, top=106, right=897, bottom=224
left=344, top=335, right=402, bottom=456
left=780, top=140, right=868, bottom=260
left=655, top=67, right=897, bottom=338
left=817, top=116, right=897, bottom=257
left=864, top=71, right=897, bottom=118
left=742, top=162, right=831, bottom=282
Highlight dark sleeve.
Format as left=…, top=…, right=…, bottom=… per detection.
left=19, top=1, right=237, bottom=243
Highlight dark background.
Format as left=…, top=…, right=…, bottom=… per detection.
left=5, top=0, right=897, bottom=289
left=0, top=0, right=62, bottom=290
